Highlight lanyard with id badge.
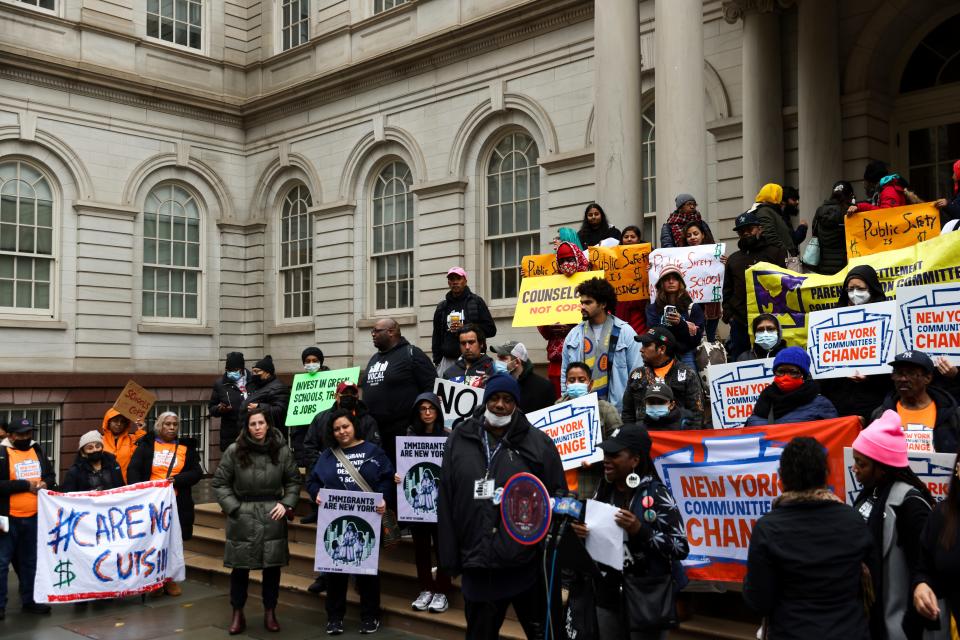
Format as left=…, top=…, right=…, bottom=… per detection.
left=474, top=434, right=503, bottom=501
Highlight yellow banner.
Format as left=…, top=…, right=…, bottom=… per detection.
left=512, top=270, right=604, bottom=328
left=746, top=232, right=960, bottom=347
left=845, top=202, right=940, bottom=258
left=520, top=244, right=652, bottom=301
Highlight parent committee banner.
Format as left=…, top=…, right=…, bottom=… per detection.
left=649, top=417, right=861, bottom=583
left=746, top=231, right=960, bottom=347
left=806, top=301, right=897, bottom=378
left=706, top=361, right=774, bottom=429
left=526, top=394, right=603, bottom=470
left=315, top=489, right=382, bottom=575
left=513, top=270, right=603, bottom=327
left=896, top=284, right=960, bottom=364
left=35, top=481, right=185, bottom=602
left=844, top=448, right=955, bottom=504
left=845, top=202, right=940, bottom=259
left=520, top=244, right=652, bottom=302
left=648, top=244, right=726, bottom=304
left=285, top=367, right=361, bottom=427
left=433, top=378, right=483, bottom=429
left=395, top=436, right=445, bottom=523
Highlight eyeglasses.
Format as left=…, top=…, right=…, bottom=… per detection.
left=774, top=369, right=803, bottom=378
left=418, top=406, right=437, bottom=413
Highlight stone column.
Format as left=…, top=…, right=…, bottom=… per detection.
left=740, top=8, right=784, bottom=206
left=797, top=0, right=842, bottom=206
left=594, top=0, right=642, bottom=226
left=655, top=0, right=707, bottom=224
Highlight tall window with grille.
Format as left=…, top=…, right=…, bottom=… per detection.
left=0, top=161, right=55, bottom=313
left=148, top=403, right=209, bottom=468
left=0, top=406, right=59, bottom=468
left=142, top=183, right=202, bottom=321
left=907, top=122, right=960, bottom=200
left=641, top=104, right=657, bottom=246
left=280, top=184, right=312, bottom=319
left=280, top=0, right=309, bottom=51
left=147, top=0, right=202, bottom=50
left=16, top=0, right=55, bottom=9
left=486, top=132, right=540, bottom=300
left=371, top=161, right=414, bottom=311
left=373, top=0, right=407, bottom=14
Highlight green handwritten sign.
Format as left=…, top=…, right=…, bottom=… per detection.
left=284, top=367, right=361, bottom=426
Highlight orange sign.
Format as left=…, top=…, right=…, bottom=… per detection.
left=520, top=244, right=651, bottom=301
left=112, top=380, right=157, bottom=423
left=845, top=202, right=940, bottom=258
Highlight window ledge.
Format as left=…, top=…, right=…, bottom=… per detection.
left=266, top=321, right=314, bottom=335
left=356, top=314, right=417, bottom=329
left=0, top=318, right=67, bottom=330
left=490, top=306, right=516, bottom=319
left=138, top=323, right=214, bottom=335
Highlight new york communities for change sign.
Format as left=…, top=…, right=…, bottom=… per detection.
left=897, top=284, right=960, bottom=364
left=707, top=361, right=774, bottom=429
left=526, top=394, right=602, bottom=471
left=806, top=301, right=896, bottom=378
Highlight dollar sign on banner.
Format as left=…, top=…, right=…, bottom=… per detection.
left=54, top=559, right=76, bottom=588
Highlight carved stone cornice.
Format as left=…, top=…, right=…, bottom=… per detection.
left=722, top=0, right=796, bottom=23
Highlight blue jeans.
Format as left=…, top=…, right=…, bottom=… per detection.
left=678, top=351, right=697, bottom=371
left=0, top=515, right=38, bottom=610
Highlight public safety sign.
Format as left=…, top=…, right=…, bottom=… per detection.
left=806, top=301, right=896, bottom=378
left=588, top=244, right=652, bottom=302
left=512, top=270, right=604, bottom=327
left=395, top=436, right=445, bottom=523
left=285, top=367, right=361, bottom=427
left=433, top=378, right=483, bottom=429
left=648, top=244, right=726, bottom=304
left=35, top=481, right=186, bottom=602
left=706, top=361, right=774, bottom=429
left=896, top=284, right=960, bottom=364
left=314, top=489, right=382, bottom=576
left=526, top=394, right=603, bottom=470
left=845, top=202, right=940, bottom=258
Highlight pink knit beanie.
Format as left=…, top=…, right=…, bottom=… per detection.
left=852, top=410, right=908, bottom=468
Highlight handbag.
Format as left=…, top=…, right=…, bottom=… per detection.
left=331, top=447, right=402, bottom=549
left=802, top=237, right=821, bottom=267
left=621, top=573, right=676, bottom=631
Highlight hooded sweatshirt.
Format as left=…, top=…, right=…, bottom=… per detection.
left=362, top=337, right=437, bottom=432
left=407, top=392, right=448, bottom=437
left=100, top=408, right=146, bottom=482
left=737, top=313, right=788, bottom=362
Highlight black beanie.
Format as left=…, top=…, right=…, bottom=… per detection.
left=301, top=347, right=324, bottom=364
left=254, top=355, right=275, bottom=375
left=863, top=160, right=889, bottom=184
left=225, top=352, right=245, bottom=370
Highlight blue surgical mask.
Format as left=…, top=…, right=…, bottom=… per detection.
left=567, top=382, right=589, bottom=398
left=227, top=371, right=242, bottom=381
left=646, top=404, right=670, bottom=420
left=755, top=330, right=779, bottom=351
left=493, top=360, right=509, bottom=375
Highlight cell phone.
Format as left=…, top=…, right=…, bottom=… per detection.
left=664, top=305, right=677, bottom=316
left=0, top=515, right=8, bottom=533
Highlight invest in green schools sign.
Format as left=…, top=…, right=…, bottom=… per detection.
left=285, top=367, right=361, bottom=426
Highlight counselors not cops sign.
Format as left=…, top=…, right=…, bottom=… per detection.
left=512, top=271, right=604, bottom=327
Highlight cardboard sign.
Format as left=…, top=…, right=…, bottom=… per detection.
left=745, top=231, right=960, bottom=347
left=844, top=447, right=956, bottom=504
left=706, top=361, right=774, bottom=429
left=35, top=481, right=186, bottom=602
left=806, top=301, right=896, bottom=378
left=314, top=489, right=382, bottom=575
left=587, top=244, right=652, bottom=302
left=520, top=253, right=558, bottom=278
left=650, top=417, right=861, bottom=583
left=395, top=436, right=445, bottom=523
left=648, top=244, right=726, bottom=304
left=285, top=367, right=361, bottom=426
left=845, top=202, right=940, bottom=258
left=112, top=380, right=157, bottom=424
left=433, top=378, right=483, bottom=429
left=512, top=270, right=603, bottom=327
left=896, top=284, right=960, bottom=364
left=526, top=394, right=602, bottom=470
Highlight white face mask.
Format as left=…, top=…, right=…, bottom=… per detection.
left=848, top=289, right=871, bottom=306
left=304, top=362, right=322, bottom=373
left=484, top=409, right=512, bottom=428
left=755, top=330, right=779, bottom=350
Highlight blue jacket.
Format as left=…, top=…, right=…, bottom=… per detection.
left=306, top=441, right=395, bottom=501
left=746, top=394, right=838, bottom=426
left=561, top=315, right=640, bottom=412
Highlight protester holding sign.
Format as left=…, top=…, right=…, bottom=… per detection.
left=743, top=437, right=872, bottom=640
left=290, top=346, right=330, bottom=462
left=127, top=411, right=202, bottom=596
left=209, top=351, right=251, bottom=452
left=431, top=267, right=497, bottom=376
left=61, top=431, right=124, bottom=493
left=302, top=381, right=380, bottom=474
left=622, top=327, right=704, bottom=427
left=682, top=220, right=724, bottom=342
left=307, top=410, right=393, bottom=635
left=437, top=374, right=565, bottom=639
left=853, top=160, right=911, bottom=212
left=212, top=408, right=300, bottom=635
left=852, top=410, right=936, bottom=640
left=645, top=266, right=705, bottom=370
left=0, top=417, right=55, bottom=618
left=578, top=202, right=621, bottom=248
left=736, top=314, right=787, bottom=362
left=537, top=238, right=590, bottom=396
left=99, top=408, right=146, bottom=482
left=746, top=348, right=837, bottom=426
left=615, top=226, right=649, bottom=335
left=241, top=355, right=289, bottom=431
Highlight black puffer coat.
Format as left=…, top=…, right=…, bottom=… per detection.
left=209, top=370, right=251, bottom=451
left=809, top=199, right=849, bottom=275
left=61, top=451, right=124, bottom=492
left=242, top=375, right=289, bottom=430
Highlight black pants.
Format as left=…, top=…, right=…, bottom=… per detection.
left=325, top=573, right=380, bottom=622
left=229, top=567, right=281, bottom=610
left=411, top=523, right=451, bottom=593
left=464, top=580, right=545, bottom=640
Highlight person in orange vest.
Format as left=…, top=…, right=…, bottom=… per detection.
left=100, top=409, right=146, bottom=483
left=0, top=418, right=56, bottom=619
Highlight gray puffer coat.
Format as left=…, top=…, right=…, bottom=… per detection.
left=212, top=429, right=301, bottom=569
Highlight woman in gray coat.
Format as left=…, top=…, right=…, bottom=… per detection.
left=212, top=408, right=300, bottom=635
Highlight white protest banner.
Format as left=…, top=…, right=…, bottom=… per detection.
left=315, top=489, right=382, bottom=575
left=706, top=361, right=774, bottom=429
left=35, top=481, right=185, bottom=602
left=648, top=244, right=726, bottom=305
left=844, top=447, right=956, bottom=504
left=806, top=301, right=896, bottom=378
left=526, top=394, right=602, bottom=471
left=434, top=378, right=483, bottom=429
left=896, top=284, right=960, bottom=364
left=396, top=436, right=445, bottom=523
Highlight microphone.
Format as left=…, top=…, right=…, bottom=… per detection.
left=545, top=490, right=582, bottom=550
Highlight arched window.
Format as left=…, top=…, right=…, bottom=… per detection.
left=280, top=184, right=313, bottom=319
left=641, top=103, right=657, bottom=246
left=0, top=160, right=54, bottom=312
left=900, top=13, right=960, bottom=93
left=142, top=183, right=201, bottom=320
left=486, top=132, right=540, bottom=300
left=372, top=161, right=414, bottom=310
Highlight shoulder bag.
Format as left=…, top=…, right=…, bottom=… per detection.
left=621, top=482, right=678, bottom=631
left=331, top=447, right=402, bottom=548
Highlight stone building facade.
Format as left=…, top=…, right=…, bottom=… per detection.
left=1, top=0, right=958, bottom=474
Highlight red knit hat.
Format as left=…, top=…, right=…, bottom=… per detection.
left=556, top=242, right=575, bottom=261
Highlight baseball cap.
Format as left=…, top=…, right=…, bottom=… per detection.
left=598, top=424, right=652, bottom=456
left=644, top=383, right=674, bottom=402
left=888, top=350, right=935, bottom=374
left=636, top=325, right=676, bottom=349
left=9, top=418, right=34, bottom=434
left=336, top=381, right=359, bottom=394
left=733, top=211, right=761, bottom=231
left=447, top=267, right=467, bottom=279
left=489, top=341, right=529, bottom=361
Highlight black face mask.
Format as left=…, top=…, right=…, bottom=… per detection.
left=339, top=395, right=358, bottom=410
left=86, top=451, right=103, bottom=463
left=783, top=204, right=799, bottom=218
left=738, top=235, right=761, bottom=251
left=12, top=439, right=32, bottom=451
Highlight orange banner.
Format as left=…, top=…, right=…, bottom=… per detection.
left=648, top=416, right=861, bottom=584
left=845, top=201, right=940, bottom=258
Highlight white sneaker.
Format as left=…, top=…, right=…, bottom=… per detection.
left=411, top=591, right=433, bottom=611
left=427, top=593, right=449, bottom=613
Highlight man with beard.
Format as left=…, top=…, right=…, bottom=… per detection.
left=779, top=186, right=808, bottom=250
left=560, top=277, right=640, bottom=412
left=442, top=325, right=495, bottom=387
left=722, top=212, right=787, bottom=360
